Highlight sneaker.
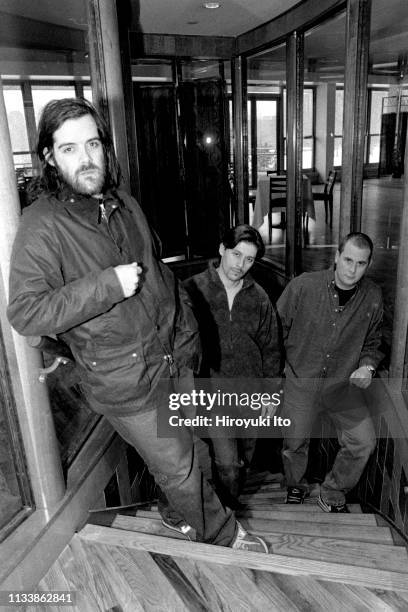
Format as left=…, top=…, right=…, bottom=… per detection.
left=161, top=518, right=195, bottom=539
left=230, top=521, right=269, bottom=553
left=286, top=486, right=307, bottom=504
left=317, top=494, right=349, bottom=513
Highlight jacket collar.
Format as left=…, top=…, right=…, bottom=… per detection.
left=207, top=259, right=255, bottom=290
left=55, top=186, right=123, bottom=222
left=326, top=266, right=365, bottom=292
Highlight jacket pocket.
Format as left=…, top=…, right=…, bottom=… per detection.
left=79, top=343, right=151, bottom=407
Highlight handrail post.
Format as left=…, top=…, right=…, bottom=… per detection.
left=0, top=78, right=65, bottom=511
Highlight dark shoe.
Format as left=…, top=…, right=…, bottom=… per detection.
left=317, top=494, right=349, bottom=513
left=161, top=518, right=195, bottom=539
left=230, top=521, right=269, bottom=553
left=286, top=486, right=307, bottom=504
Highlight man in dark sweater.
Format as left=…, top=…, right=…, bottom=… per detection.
left=277, top=232, right=383, bottom=512
left=184, top=225, right=281, bottom=507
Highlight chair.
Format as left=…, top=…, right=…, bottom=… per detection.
left=312, top=170, right=337, bottom=227
left=268, top=175, right=287, bottom=243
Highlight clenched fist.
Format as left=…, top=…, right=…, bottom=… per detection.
left=114, top=262, right=143, bottom=298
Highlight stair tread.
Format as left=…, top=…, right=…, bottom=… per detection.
left=239, top=516, right=394, bottom=545
left=238, top=507, right=376, bottom=525
left=79, top=523, right=408, bottom=592
left=128, top=507, right=372, bottom=531
left=121, top=509, right=393, bottom=544
left=112, top=515, right=408, bottom=573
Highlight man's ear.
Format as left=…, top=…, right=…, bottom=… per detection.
left=219, top=243, right=225, bottom=257
left=334, top=249, right=340, bottom=265
left=43, top=147, right=55, bottom=167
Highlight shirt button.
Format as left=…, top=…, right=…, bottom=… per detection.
left=335, top=309, right=339, bottom=313
left=332, top=323, right=336, bottom=326
left=326, top=354, right=330, bottom=358
left=92, top=361, right=96, bottom=366
left=132, top=353, right=137, bottom=358
left=334, top=294, right=338, bottom=298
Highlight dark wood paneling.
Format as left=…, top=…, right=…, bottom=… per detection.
left=180, top=79, right=231, bottom=257
left=231, top=57, right=248, bottom=225
left=286, top=33, right=304, bottom=278
left=133, top=84, right=187, bottom=257
left=130, top=33, right=234, bottom=60
left=339, top=0, right=371, bottom=236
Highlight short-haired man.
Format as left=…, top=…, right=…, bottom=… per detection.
left=184, top=225, right=281, bottom=507
left=7, top=98, right=267, bottom=552
left=277, top=232, right=382, bottom=512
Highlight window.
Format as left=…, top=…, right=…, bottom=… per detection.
left=303, top=88, right=314, bottom=168
left=3, top=85, right=31, bottom=170
left=367, top=89, right=389, bottom=163
left=334, top=88, right=344, bottom=166
left=31, top=85, right=76, bottom=125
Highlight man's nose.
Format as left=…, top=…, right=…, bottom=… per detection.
left=79, top=145, right=92, bottom=163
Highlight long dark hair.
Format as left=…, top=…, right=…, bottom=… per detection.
left=35, top=97, right=121, bottom=195
left=221, top=224, right=265, bottom=259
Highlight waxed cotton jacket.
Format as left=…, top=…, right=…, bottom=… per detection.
left=7, top=187, right=200, bottom=415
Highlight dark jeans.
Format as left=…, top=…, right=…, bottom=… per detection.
left=208, top=437, right=257, bottom=508
left=107, top=408, right=236, bottom=545
left=281, top=377, right=376, bottom=505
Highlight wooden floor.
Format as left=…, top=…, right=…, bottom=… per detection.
left=37, top=467, right=408, bottom=612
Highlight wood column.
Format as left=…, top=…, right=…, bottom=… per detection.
left=86, top=0, right=131, bottom=191
left=0, top=78, right=65, bottom=509
left=286, top=32, right=304, bottom=278
left=231, top=56, right=248, bottom=225
left=339, top=0, right=371, bottom=237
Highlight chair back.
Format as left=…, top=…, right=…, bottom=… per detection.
left=269, top=175, right=287, bottom=209
left=325, top=170, right=337, bottom=195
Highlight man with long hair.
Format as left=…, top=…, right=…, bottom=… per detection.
left=7, top=98, right=267, bottom=552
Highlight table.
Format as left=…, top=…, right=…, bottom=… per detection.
left=251, top=174, right=315, bottom=229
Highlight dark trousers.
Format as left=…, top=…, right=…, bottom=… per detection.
left=107, top=408, right=236, bottom=545
left=281, top=377, right=376, bottom=505
left=208, top=437, right=257, bottom=508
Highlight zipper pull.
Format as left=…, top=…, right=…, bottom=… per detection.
left=98, top=201, right=107, bottom=224
left=164, top=354, right=176, bottom=376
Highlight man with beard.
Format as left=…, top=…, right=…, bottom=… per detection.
left=184, top=225, right=281, bottom=508
left=7, top=98, right=268, bottom=553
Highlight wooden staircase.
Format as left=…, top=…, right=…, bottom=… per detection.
left=40, top=470, right=408, bottom=610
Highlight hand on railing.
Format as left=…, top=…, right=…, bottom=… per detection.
left=27, top=336, right=74, bottom=382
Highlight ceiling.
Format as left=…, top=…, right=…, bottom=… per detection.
left=0, top=0, right=406, bottom=84
left=0, top=0, right=300, bottom=37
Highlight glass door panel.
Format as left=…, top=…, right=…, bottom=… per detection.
left=362, top=0, right=408, bottom=363
left=247, top=43, right=286, bottom=270
left=302, top=10, right=346, bottom=269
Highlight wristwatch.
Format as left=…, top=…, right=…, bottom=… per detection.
left=365, top=364, right=376, bottom=376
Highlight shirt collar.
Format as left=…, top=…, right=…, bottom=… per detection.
left=327, top=266, right=363, bottom=292
left=208, top=259, right=255, bottom=289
